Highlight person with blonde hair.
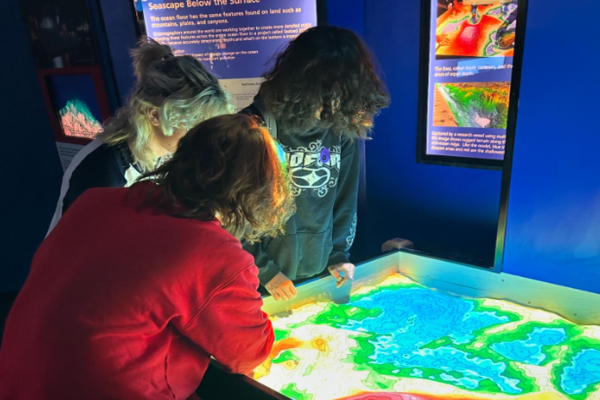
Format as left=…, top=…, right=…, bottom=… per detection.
left=47, top=37, right=234, bottom=233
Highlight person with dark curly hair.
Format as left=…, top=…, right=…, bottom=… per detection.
left=243, top=26, right=390, bottom=301
left=0, top=114, right=294, bottom=400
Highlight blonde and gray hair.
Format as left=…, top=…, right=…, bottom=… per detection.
left=99, top=37, right=234, bottom=171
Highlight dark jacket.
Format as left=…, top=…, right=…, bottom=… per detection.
left=242, top=99, right=360, bottom=285
left=47, top=140, right=142, bottom=234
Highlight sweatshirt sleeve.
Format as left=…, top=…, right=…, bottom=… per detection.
left=327, top=137, right=360, bottom=267
left=178, top=264, right=274, bottom=375
left=242, top=240, right=281, bottom=286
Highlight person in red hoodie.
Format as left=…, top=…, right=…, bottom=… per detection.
left=0, top=114, right=294, bottom=400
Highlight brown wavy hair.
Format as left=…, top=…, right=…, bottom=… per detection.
left=259, top=26, right=390, bottom=139
left=139, top=114, right=295, bottom=242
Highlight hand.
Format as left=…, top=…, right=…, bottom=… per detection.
left=328, top=263, right=355, bottom=288
left=265, top=272, right=297, bottom=301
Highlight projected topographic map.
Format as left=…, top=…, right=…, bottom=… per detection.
left=253, top=274, right=600, bottom=400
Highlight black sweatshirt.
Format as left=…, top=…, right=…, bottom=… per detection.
left=242, top=100, right=360, bottom=285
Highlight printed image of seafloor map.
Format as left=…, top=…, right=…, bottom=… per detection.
left=434, top=82, right=510, bottom=129
left=253, top=274, right=600, bottom=400
left=59, top=99, right=103, bottom=139
left=436, top=3, right=518, bottom=58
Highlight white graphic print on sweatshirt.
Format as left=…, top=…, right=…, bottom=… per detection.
left=283, top=140, right=341, bottom=197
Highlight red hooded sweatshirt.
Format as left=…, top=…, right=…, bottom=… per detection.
left=0, top=182, right=274, bottom=400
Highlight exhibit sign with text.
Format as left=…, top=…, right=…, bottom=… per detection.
left=141, top=0, right=317, bottom=110
left=422, top=0, right=521, bottom=164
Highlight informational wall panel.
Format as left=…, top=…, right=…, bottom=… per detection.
left=141, top=0, right=317, bottom=110
left=420, top=0, right=523, bottom=166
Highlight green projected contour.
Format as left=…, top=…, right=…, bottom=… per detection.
left=254, top=274, right=600, bottom=400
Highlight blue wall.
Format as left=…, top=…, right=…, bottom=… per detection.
left=503, top=0, right=600, bottom=294
left=358, top=0, right=503, bottom=266
left=326, top=0, right=364, bottom=35
left=98, top=0, right=139, bottom=104
left=350, top=0, right=600, bottom=293
left=0, top=0, right=64, bottom=292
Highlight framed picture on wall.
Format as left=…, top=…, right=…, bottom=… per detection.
left=417, top=0, right=528, bottom=169
left=38, top=66, right=111, bottom=145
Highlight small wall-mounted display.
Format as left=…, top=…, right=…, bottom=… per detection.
left=419, top=0, right=525, bottom=168
left=38, top=67, right=111, bottom=146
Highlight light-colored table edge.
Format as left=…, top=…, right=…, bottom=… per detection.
left=263, top=250, right=600, bottom=325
